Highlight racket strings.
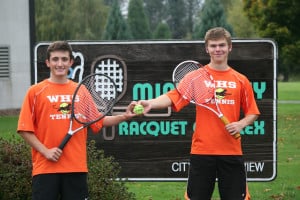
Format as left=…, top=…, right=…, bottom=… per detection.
left=95, top=59, right=124, bottom=93
left=177, top=68, right=215, bottom=104
left=74, top=74, right=116, bottom=124
left=173, top=62, right=200, bottom=86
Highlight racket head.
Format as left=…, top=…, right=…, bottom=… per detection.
left=91, top=55, right=127, bottom=102
left=172, top=60, right=215, bottom=104
left=71, top=73, right=117, bottom=124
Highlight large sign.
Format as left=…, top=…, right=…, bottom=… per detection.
left=35, top=40, right=277, bottom=181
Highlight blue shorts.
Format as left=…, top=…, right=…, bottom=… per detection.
left=32, top=172, right=88, bottom=200
left=186, top=155, right=247, bottom=200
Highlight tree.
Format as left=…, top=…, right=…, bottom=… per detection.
left=193, top=0, right=234, bottom=39
left=69, top=0, right=109, bottom=40
left=153, top=22, right=172, bottom=39
left=144, top=0, right=167, bottom=31
left=243, top=0, right=300, bottom=80
left=102, top=0, right=132, bottom=40
left=127, top=0, right=152, bottom=39
left=166, top=0, right=188, bottom=39
left=222, top=0, right=258, bottom=38
left=144, top=0, right=203, bottom=39
left=185, top=0, right=204, bottom=39
left=35, top=0, right=109, bottom=41
left=35, top=0, right=71, bottom=40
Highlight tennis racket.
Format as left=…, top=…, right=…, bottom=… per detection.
left=172, top=60, right=241, bottom=139
left=58, top=73, right=117, bottom=150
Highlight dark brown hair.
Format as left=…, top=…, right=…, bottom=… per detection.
left=46, top=41, right=73, bottom=60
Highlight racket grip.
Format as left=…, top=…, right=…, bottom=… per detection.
left=220, top=116, right=241, bottom=139
left=58, top=134, right=72, bottom=150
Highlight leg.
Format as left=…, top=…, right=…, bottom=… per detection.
left=217, top=156, right=246, bottom=200
left=186, top=155, right=217, bottom=200
left=61, top=172, right=88, bottom=200
left=32, top=174, right=60, bottom=200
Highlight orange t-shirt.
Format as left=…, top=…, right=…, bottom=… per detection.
left=17, top=79, right=103, bottom=176
left=167, top=65, right=260, bottom=155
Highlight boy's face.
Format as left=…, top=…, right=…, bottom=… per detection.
left=46, top=50, right=73, bottom=78
left=206, top=38, right=232, bottom=64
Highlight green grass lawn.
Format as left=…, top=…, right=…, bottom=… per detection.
left=1, top=82, right=300, bottom=200
left=278, top=82, right=300, bottom=100
left=0, top=116, right=19, bottom=140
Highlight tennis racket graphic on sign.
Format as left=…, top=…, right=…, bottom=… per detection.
left=172, top=60, right=241, bottom=139
left=58, top=73, right=117, bottom=150
left=91, top=56, right=128, bottom=140
left=91, top=56, right=127, bottom=102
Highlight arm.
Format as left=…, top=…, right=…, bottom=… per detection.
left=225, top=114, right=259, bottom=135
left=19, top=131, right=62, bottom=162
left=103, top=94, right=172, bottom=126
left=102, top=101, right=137, bottom=127
left=139, top=94, right=172, bottom=113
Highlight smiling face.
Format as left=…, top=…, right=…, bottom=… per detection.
left=206, top=38, right=232, bottom=66
left=45, top=41, right=74, bottom=83
left=46, top=50, right=74, bottom=83
left=204, top=27, right=232, bottom=70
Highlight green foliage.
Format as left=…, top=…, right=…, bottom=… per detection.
left=87, top=140, right=135, bottom=200
left=0, top=138, right=135, bottom=200
left=153, top=22, right=172, bottom=39
left=102, top=0, right=132, bottom=40
left=193, top=0, right=234, bottom=39
left=166, top=0, right=188, bottom=39
left=144, top=0, right=202, bottom=39
left=35, top=0, right=109, bottom=41
left=225, top=0, right=258, bottom=38
left=144, top=0, right=167, bottom=31
left=243, top=0, right=300, bottom=78
left=127, top=0, right=152, bottom=39
left=0, top=135, right=32, bottom=200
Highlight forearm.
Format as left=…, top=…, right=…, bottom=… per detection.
left=19, top=131, right=62, bottom=161
left=103, top=114, right=129, bottom=127
left=239, top=114, right=259, bottom=128
left=145, top=94, right=172, bottom=109
left=18, top=131, right=48, bottom=155
left=225, top=114, right=259, bottom=135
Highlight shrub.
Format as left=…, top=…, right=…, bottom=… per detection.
left=87, top=140, right=136, bottom=200
left=0, top=136, right=32, bottom=200
left=0, top=137, right=136, bottom=200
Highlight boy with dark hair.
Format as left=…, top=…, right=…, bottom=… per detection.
left=18, top=41, right=136, bottom=200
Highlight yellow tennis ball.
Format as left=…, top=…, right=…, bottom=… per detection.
left=133, top=104, right=144, bottom=115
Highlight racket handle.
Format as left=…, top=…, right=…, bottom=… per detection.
left=58, top=134, right=72, bottom=150
left=220, top=116, right=241, bottom=139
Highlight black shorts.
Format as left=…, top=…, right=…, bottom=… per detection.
left=186, top=155, right=247, bottom=200
left=32, top=172, right=88, bottom=200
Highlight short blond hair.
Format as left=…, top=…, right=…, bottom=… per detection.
left=204, top=27, right=232, bottom=47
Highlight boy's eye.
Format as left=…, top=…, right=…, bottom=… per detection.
left=52, top=57, right=59, bottom=61
left=209, top=43, right=226, bottom=48
left=51, top=57, right=69, bottom=62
